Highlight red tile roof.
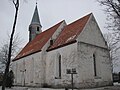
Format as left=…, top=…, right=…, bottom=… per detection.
left=48, top=13, right=91, bottom=51
left=14, top=21, right=64, bottom=61
left=13, top=13, right=92, bottom=61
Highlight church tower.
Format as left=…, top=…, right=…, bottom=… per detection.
left=29, top=4, right=42, bottom=41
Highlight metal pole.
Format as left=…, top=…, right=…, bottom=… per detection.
left=66, top=68, right=77, bottom=90
left=71, top=73, right=73, bottom=90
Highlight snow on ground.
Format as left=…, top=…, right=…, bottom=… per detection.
left=1, top=83, right=120, bottom=90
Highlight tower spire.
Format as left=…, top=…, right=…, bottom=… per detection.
left=31, top=4, right=42, bottom=26
left=29, top=4, right=42, bottom=41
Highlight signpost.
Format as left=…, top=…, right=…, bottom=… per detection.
left=66, top=68, right=77, bottom=90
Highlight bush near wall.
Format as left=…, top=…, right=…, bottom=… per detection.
left=113, top=73, right=120, bottom=82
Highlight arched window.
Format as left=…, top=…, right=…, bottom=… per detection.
left=55, top=53, right=62, bottom=79
left=37, top=27, right=39, bottom=31
left=58, top=55, right=61, bottom=78
left=93, top=53, right=97, bottom=76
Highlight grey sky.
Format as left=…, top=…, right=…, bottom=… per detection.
left=1, top=0, right=120, bottom=72
left=0, top=0, right=107, bottom=46
left=2, top=0, right=120, bottom=73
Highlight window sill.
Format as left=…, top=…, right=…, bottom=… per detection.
left=55, top=77, right=61, bottom=79
left=94, top=76, right=101, bottom=79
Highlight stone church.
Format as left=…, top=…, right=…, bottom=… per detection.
left=12, top=5, right=113, bottom=88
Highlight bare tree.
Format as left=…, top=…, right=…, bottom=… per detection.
left=2, top=0, right=19, bottom=89
left=97, top=0, right=120, bottom=72
left=103, top=33, right=120, bottom=70
left=97, top=0, right=120, bottom=28
left=97, top=0, right=120, bottom=43
left=0, top=34, right=22, bottom=72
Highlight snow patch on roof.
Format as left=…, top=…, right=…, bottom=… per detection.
left=66, top=35, right=76, bottom=43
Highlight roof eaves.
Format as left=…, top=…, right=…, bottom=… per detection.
left=13, top=50, right=42, bottom=62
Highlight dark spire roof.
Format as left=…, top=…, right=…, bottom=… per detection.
left=31, top=5, right=42, bottom=26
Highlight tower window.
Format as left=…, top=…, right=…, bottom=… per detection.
left=29, top=31, right=32, bottom=41
left=93, top=54, right=97, bottom=76
left=37, top=27, right=39, bottom=31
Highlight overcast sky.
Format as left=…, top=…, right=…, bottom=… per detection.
left=1, top=0, right=120, bottom=72
left=0, top=0, right=107, bottom=45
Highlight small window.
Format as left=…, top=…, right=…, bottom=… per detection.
left=50, top=40, right=53, bottom=46
left=105, top=41, right=107, bottom=45
left=37, top=27, right=39, bottom=31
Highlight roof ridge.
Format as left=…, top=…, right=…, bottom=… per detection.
left=74, top=13, right=92, bottom=37
left=67, top=13, right=92, bottom=26
left=40, top=20, right=64, bottom=34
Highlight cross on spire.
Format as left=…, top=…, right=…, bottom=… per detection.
left=36, top=0, right=38, bottom=5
